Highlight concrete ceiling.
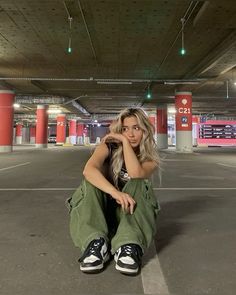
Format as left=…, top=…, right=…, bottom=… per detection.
left=0, top=0, right=236, bottom=121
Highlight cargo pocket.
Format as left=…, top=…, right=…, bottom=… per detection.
left=143, top=180, right=161, bottom=217
left=65, top=184, right=84, bottom=213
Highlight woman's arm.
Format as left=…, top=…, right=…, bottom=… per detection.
left=122, top=139, right=157, bottom=178
left=83, top=143, right=114, bottom=194
left=83, top=142, right=136, bottom=213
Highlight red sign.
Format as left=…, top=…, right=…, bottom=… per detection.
left=56, top=114, right=66, bottom=143
left=175, top=92, right=192, bottom=131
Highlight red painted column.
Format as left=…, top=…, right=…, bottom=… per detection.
left=30, top=126, right=36, bottom=144
left=156, top=107, right=168, bottom=149
left=69, top=119, right=77, bottom=144
left=77, top=123, right=84, bottom=145
left=56, top=114, right=66, bottom=145
left=148, top=115, right=156, bottom=128
left=148, top=113, right=157, bottom=143
left=0, top=90, right=15, bottom=153
left=36, top=105, right=48, bottom=148
left=16, top=123, right=23, bottom=144
left=175, top=91, right=192, bottom=152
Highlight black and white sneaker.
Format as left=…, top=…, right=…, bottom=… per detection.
left=79, top=237, right=110, bottom=273
left=114, top=244, right=143, bottom=275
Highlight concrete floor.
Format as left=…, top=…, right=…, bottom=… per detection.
left=0, top=145, right=236, bottom=295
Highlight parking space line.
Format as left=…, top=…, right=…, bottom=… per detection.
left=163, top=159, right=194, bottom=161
left=217, top=163, right=236, bottom=168
left=142, top=241, right=170, bottom=295
left=1, top=187, right=236, bottom=191
left=0, top=162, right=31, bottom=172
left=0, top=188, right=75, bottom=191
left=153, top=187, right=236, bottom=190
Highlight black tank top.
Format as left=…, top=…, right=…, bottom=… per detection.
left=105, top=142, right=130, bottom=190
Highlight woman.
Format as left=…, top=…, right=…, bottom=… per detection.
left=68, top=108, right=160, bottom=275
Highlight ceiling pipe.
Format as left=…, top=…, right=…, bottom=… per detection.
left=14, top=113, right=83, bottom=120
left=151, top=1, right=200, bottom=77
left=193, top=1, right=209, bottom=26
left=15, top=95, right=66, bottom=104
left=77, top=0, right=99, bottom=66
left=0, top=77, right=207, bottom=84
left=15, top=94, right=90, bottom=116
left=71, top=100, right=90, bottom=116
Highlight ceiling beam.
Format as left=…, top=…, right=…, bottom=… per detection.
left=184, top=31, right=236, bottom=78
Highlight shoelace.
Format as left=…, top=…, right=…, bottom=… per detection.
left=87, top=239, right=102, bottom=255
left=79, top=239, right=103, bottom=261
left=122, top=245, right=136, bottom=256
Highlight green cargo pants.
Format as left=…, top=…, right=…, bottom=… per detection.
left=67, top=178, right=160, bottom=254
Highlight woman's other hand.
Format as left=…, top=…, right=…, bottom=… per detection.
left=110, top=189, right=136, bottom=214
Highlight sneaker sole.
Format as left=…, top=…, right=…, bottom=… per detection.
left=80, top=253, right=110, bottom=273
left=115, top=263, right=139, bottom=275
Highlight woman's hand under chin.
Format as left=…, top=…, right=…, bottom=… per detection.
left=102, top=132, right=127, bottom=144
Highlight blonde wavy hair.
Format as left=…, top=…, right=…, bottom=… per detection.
left=109, top=108, right=159, bottom=187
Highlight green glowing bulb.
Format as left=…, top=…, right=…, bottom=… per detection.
left=180, top=48, right=186, bottom=55
left=146, top=91, right=152, bottom=99
left=67, top=47, right=72, bottom=53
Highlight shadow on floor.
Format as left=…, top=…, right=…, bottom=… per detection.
left=154, top=196, right=213, bottom=254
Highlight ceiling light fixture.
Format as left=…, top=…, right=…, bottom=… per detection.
left=47, top=109, right=62, bottom=114
left=226, top=80, right=229, bottom=99
left=67, top=16, right=73, bottom=54
left=180, top=18, right=186, bottom=56
left=88, top=97, right=113, bottom=100
left=63, top=1, right=73, bottom=54
left=97, top=81, right=133, bottom=85
left=164, top=81, right=200, bottom=85
left=146, top=84, right=152, bottom=99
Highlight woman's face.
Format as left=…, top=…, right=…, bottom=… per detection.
left=121, top=116, right=143, bottom=148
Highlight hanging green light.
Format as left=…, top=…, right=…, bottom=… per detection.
left=67, top=16, right=73, bottom=54
left=146, top=85, right=152, bottom=99
left=67, top=37, right=72, bottom=53
left=180, top=47, right=186, bottom=55
left=180, top=18, right=186, bottom=56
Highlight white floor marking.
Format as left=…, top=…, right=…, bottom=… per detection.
left=163, top=159, right=194, bottom=161
left=217, top=162, right=236, bottom=168
left=142, top=241, right=170, bottom=295
left=0, top=188, right=75, bottom=191
left=0, top=162, right=31, bottom=172
left=0, top=187, right=236, bottom=191
left=180, top=175, right=224, bottom=180
left=153, top=187, right=236, bottom=190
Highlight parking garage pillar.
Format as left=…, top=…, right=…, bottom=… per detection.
left=156, top=107, right=168, bottom=149
left=175, top=91, right=193, bottom=152
left=148, top=113, right=157, bottom=141
left=16, top=123, right=23, bottom=144
left=77, top=123, right=84, bottom=145
left=36, top=105, right=48, bottom=148
left=56, top=114, right=66, bottom=145
left=69, top=119, right=77, bottom=145
left=30, top=126, right=36, bottom=144
left=0, top=90, right=15, bottom=153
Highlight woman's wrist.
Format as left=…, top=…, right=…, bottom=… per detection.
left=109, top=188, right=119, bottom=198
left=121, top=136, right=129, bottom=145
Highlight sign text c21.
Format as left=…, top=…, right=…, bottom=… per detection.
left=178, top=107, right=191, bottom=114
